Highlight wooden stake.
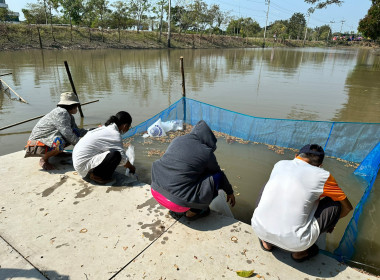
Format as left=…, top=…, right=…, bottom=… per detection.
left=180, top=57, right=186, bottom=129
left=180, top=56, right=186, bottom=97
left=64, top=61, right=84, bottom=118
left=0, top=100, right=99, bottom=131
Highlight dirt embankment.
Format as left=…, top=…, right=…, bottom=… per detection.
left=0, top=24, right=378, bottom=51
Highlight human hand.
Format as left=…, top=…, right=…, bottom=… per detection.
left=227, top=194, right=236, bottom=207
left=124, top=161, right=136, bottom=174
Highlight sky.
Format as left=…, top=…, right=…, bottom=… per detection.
left=7, top=0, right=372, bottom=33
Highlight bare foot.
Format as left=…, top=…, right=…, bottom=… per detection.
left=185, top=210, right=197, bottom=218
left=261, top=240, right=273, bottom=251
left=291, top=250, right=309, bottom=260
left=39, top=158, right=55, bottom=170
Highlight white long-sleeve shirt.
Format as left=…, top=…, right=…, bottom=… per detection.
left=73, top=123, right=128, bottom=178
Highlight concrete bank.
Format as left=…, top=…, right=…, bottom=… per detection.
left=0, top=151, right=377, bottom=280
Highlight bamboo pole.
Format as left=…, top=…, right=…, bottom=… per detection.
left=0, top=73, right=12, bottom=77
left=64, top=61, right=84, bottom=118
left=0, top=100, right=99, bottom=131
left=180, top=56, right=186, bottom=97
left=0, top=79, right=28, bottom=104
left=180, top=57, right=186, bottom=129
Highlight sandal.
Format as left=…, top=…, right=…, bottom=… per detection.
left=291, top=244, right=319, bottom=263
left=169, top=210, right=185, bottom=219
left=89, top=173, right=114, bottom=185
left=259, top=238, right=274, bottom=252
left=185, top=207, right=211, bottom=221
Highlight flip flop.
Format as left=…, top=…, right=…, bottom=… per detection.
left=291, top=244, right=319, bottom=263
left=185, top=207, right=211, bottom=221
left=259, top=238, right=274, bottom=252
left=169, top=210, right=184, bottom=219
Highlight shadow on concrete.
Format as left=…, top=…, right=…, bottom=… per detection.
left=176, top=211, right=236, bottom=231
left=271, top=248, right=348, bottom=278
left=0, top=268, right=70, bottom=280
left=44, top=156, right=75, bottom=175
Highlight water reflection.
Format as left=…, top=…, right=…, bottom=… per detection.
left=0, top=47, right=379, bottom=149
left=334, top=49, right=380, bottom=122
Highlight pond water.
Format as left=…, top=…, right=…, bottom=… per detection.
left=0, top=47, right=379, bottom=274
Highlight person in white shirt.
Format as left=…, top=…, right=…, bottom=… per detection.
left=251, top=144, right=353, bottom=262
left=73, top=111, right=135, bottom=185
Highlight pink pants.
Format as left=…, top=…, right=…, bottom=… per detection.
left=151, top=188, right=190, bottom=213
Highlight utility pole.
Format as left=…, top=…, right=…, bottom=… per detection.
left=339, top=19, right=345, bottom=34
left=302, top=13, right=310, bottom=47
left=167, top=0, right=171, bottom=48
left=263, top=0, right=271, bottom=48
left=326, top=20, right=335, bottom=43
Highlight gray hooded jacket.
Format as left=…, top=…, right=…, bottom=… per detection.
left=151, top=120, right=233, bottom=209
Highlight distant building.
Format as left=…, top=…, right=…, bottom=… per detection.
left=0, top=0, right=20, bottom=22
left=0, top=0, right=8, bottom=8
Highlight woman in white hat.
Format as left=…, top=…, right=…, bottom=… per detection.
left=25, top=92, right=88, bottom=170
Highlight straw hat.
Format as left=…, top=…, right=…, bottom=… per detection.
left=57, top=92, right=80, bottom=106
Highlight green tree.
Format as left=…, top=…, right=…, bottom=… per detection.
left=227, top=18, right=243, bottom=36
left=304, top=0, right=343, bottom=13
left=111, top=1, right=128, bottom=42
left=187, top=0, right=208, bottom=34
left=313, top=24, right=331, bottom=40
left=171, top=5, right=194, bottom=33
left=89, top=0, right=110, bottom=41
left=82, top=0, right=97, bottom=42
left=227, top=17, right=260, bottom=37
left=358, top=0, right=380, bottom=40
left=43, top=0, right=59, bottom=41
left=288, top=12, right=306, bottom=39
left=208, top=4, right=229, bottom=34
left=22, top=3, right=46, bottom=24
left=129, top=0, right=151, bottom=32
left=240, top=17, right=261, bottom=37
left=270, top=20, right=288, bottom=41
left=0, top=7, right=10, bottom=41
left=60, top=0, right=84, bottom=42
left=152, top=0, right=167, bottom=41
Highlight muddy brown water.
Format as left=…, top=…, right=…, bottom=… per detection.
left=0, top=48, right=379, bottom=274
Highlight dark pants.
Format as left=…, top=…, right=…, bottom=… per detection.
left=92, top=150, right=121, bottom=179
left=189, top=172, right=222, bottom=213
left=314, top=197, right=341, bottom=233
left=256, top=185, right=341, bottom=235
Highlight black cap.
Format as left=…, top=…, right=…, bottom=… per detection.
left=299, top=144, right=325, bottom=157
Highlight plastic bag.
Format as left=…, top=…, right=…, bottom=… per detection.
left=125, top=145, right=135, bottom=177
left=147, top=119, right=166, bottom=137
left=144, top=119, right=184, bottom=138
left=209, top=190, right=234, bottom=218
left=161, top=120, right=183, bottom=132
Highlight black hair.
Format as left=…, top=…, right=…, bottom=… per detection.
left=57, top=104, right=79, bottom=111
left=105, top=111, right=132, bottom=127
left=299, top=150, right=324, bottom=166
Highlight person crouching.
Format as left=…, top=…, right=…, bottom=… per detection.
left=151, top=120, right=235, bottom=221
left=72, top=111, right=135, bottom=185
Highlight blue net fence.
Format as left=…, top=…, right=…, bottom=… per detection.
left=123, top=97, right=380, bottom=263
